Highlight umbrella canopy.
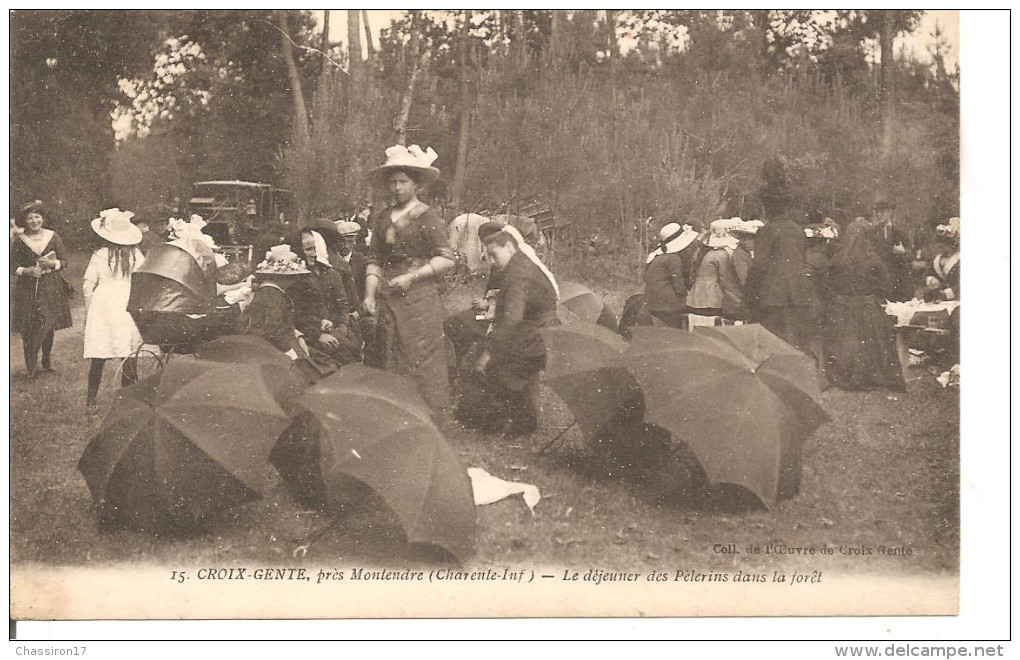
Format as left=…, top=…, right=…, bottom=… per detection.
left=271, top=364, right=477, bottom=562
left=540, top=323, right=642, bottom=444
left=78, top=357, right=303, bottom=532
left=192, top=334, right=295, bottom=367
left=557, top=281, right=617, bottom=331
left=618, top=293, right=654, bottom=340
left=623, top=325, right=829, bottom=507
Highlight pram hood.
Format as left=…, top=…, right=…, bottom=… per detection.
left=129, top=243, right=217, bottom=314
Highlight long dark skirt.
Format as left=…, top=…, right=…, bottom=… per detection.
left=375, top=279, right=451, bottom=413
left=823, top=293, right=905, bottom=391
left=11, top=272, right=72, bottom=337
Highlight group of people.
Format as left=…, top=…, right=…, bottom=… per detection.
left=642, top=203, right=961, bottom=391
left=10, top=149, right=960, bottom=428
left=10, top=144, right=558, bottom=436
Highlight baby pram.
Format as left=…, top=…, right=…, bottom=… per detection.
left=128, top=243, right=241, bottom=361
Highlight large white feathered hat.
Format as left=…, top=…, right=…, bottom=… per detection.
left=369, top=144, right=441, bottom=186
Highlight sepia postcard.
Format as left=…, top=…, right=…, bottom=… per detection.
left=7, top=8, right=1009, bottom=642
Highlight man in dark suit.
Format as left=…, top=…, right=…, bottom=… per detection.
left=869, top=200, right=914, bottom=302
left=745, top=211, right=816, bottom=354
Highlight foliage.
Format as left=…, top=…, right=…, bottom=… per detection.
left=10, top=10, right=958, bottom=262
left=10, top=10, right=167, bottom=241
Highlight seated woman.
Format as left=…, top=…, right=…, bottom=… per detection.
left=924, top=217, right=960, bottom=363
left=466, top=228, right=559, bottom=435
left=443, top=221, right=507, bottom=372
left=296, top=229, right=362, bottom=365
left=241, top=245, right=335, bottom=380
left=686, top=218, right=746, bottom=324
left=925, top=218, right=960, bottom=303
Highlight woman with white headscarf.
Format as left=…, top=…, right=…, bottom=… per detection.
left=462, top=227, right=559, bottom=435
left=294, top=228, right=362, bottom=366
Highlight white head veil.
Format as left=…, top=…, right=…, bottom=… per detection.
left=308, top=230, right=331, bottom=268
left=501, top=224, right=559, bottom=300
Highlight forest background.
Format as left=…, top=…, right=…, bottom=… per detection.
left=10, top=9, right=959, bottom=280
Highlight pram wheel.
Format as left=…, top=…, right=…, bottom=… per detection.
left=133, top=346, right=166, bottom=380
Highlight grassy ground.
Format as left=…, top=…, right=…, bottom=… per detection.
left=9, top=251, right=959, bottom=580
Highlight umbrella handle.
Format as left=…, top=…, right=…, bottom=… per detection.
left=536, top=421, right=577, bottom=455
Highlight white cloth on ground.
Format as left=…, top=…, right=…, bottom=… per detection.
left=468, top=467, right=541, bottom=514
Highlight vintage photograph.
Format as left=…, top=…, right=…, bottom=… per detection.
left=9, top=9, right=978, bottom=628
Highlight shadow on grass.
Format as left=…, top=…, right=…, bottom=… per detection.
left=551, top=420, right=769, bottom=514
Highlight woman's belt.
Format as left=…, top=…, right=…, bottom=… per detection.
left=382, top=257, right=428, bottom=279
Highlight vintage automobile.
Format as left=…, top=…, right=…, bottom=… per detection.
left=184, top=180, right=295, bottom=246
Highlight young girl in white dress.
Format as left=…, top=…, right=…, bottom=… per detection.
left=83, top=209, right=145, bottom=411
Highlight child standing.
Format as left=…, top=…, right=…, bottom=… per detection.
left=83, top=208, right=146, bottom=412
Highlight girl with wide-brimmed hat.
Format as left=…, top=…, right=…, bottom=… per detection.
left=685, top=218, right=746, bottom=321
left=83, top=208, right=146, bottom=411
left=362, top=144, right=456, bottom=414
left=10, top=200, right=73, bottom=378
left=643, top=221, right=699, bottom=328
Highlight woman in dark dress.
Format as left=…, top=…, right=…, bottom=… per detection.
left=10, top=200, right=73, bottom=377
left=471, top=229, right=560, bottom=435
left=363, top=145, right=456, bottom=414
left=823, top=218, right=905, bottom=391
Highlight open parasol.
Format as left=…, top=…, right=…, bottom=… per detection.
left=77, top=357, right=304, bottom=532
left=623, top=325, right=829, bottom=506
left=271, top=364, right=477, bottom=562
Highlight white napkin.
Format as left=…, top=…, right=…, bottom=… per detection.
left=468, top=467, right=541, bottom=515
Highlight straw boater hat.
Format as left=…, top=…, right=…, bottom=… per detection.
left=704, top=218, right=740, bottom=249
left=255, top=244, right=311, bottom=276
left=646, top=222, right=699, bottom=264
left=335, top=220, right=362, bottom=236
left=369, top=144, right=441, bottom=186
left=91, top=208, right=142, bottom=246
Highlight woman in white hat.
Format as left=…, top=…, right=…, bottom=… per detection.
left=83, top=208, right=145, bottom=411
left=10, top=200, right=73, bottom=378
left=643, top=222, right=698, bottom=328
left=363, top=144, right=455, bottom=413
left=685, top=218, right=746, bottom=321
left=241, top=244, right=337, bottom=381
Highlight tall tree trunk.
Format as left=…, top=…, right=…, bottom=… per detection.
left=451, top=11, right=472, bottom=211
left=347, top=10, right=362, bottom=77
left=362, top=10, right=376, bottom=61
left=393, top=16, right=422, bottom=146
left=548, top=10, right=563, bottom=66
left=755, top=10, right=770, bottom=72
left=321, top=10, right=330, bottom=56
left=603, top=10, right=618, bottom=59
left=879, top=10, right=895, bottom=158
left=278, top=10, right=310, bottom=146
left=319, top=10, right=332, bottom=89
left=513, top=10, right=527, bottom=69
